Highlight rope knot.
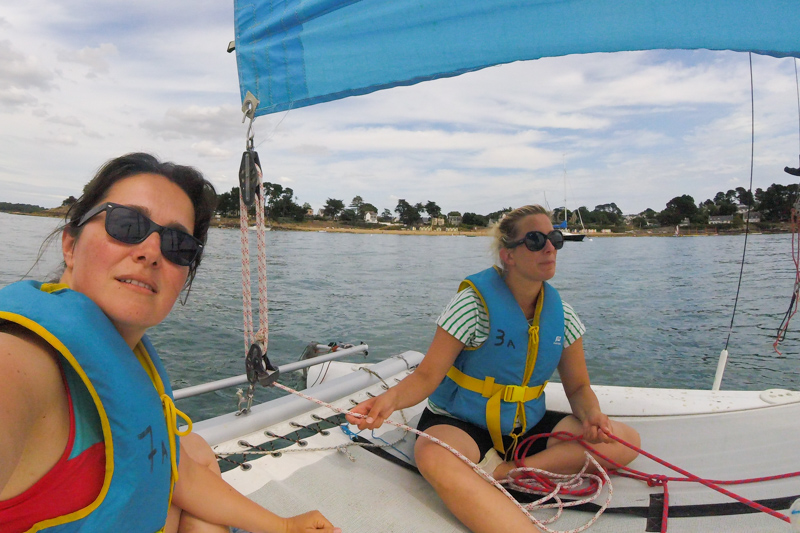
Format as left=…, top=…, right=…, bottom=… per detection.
left=337, top=445, right=356, bottom=462
left=647, top=474, right=669, bottom=487
left=528, top=325, right=540, bottom=345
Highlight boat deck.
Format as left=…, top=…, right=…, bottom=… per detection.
left=200, top=352, right=800, bottom=533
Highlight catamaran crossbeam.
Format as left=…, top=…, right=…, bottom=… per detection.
left=173, top=343, right=369, bottom=400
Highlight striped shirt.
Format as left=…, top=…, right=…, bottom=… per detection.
left=437, top=286, right=586, bottom=348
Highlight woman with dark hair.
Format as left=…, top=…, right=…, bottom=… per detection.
left=347, top=204, right=639, bottom=533
left=0, top=153, right=339, bottom=533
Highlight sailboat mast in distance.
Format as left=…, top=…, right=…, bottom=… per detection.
left=561, top=160, right=585, bottom=242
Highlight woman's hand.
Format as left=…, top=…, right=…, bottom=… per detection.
left=284, top=510, right=341, bottom=533
left=557, top=338, right=613, bottom=444
left=580, top=408, right=614, bottom=444
left=345, top=326, right=465, bottom=432
left=345, top=388, right=398, bottom=430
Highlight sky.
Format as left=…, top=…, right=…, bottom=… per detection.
left=2, top=1, right=800, bottom=217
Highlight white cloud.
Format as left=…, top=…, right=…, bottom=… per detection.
left=142, top=105, right=242, bottom=141
left=0, top=39, right=55, bottom=106
left=36, top=134, right=77, bottom=146
left=46, top=114, right=84, bottom=127
left=289, top=144, right=332, bottom=157
left=56, top=43, right=118, bottom=77
left=190, top=140, right=231, bottom=159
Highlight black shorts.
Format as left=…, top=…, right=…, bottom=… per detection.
left=416, top=408, right=569, bottom=461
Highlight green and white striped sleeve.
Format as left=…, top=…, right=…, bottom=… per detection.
left=562, top=301, right=586, bottom=347
left=436, top=287, right=490, bottom=347
left=438, top=286, right=586, bottom=348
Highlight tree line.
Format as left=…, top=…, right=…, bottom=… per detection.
left=641, top=184, right=798, bottom=227
left=0, top=202, right=45, bottom=214
left=252, top=182, right=798, bottom=229
left=541, top=184, right=797, bottom=230
left=8, top=181, right=799, bottom=230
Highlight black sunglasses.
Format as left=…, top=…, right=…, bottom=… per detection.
left=508, top=230, right=564, bottom=252
left=77, top=202, right=203, bottom=267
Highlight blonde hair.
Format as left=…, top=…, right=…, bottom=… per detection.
left=490, top=204, right=551, bottom=266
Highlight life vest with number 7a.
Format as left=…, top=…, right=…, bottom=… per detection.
left=0, top=280, right=190, bottom=532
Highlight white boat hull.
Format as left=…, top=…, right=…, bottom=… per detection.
left=197, top=351, right=800, bottom=532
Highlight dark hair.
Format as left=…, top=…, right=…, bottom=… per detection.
left=64, top=152, right=217, bottom=286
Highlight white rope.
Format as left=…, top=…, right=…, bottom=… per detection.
left=253, top=179, right=269, bottom=349
left=270, top=381, right=612, bottom=533
left=239, top=196, right=254, bottom=353
left=239, top=174, right=269, bottom=355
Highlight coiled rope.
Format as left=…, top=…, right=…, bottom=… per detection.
left=270, top=381, right=612, bottom=533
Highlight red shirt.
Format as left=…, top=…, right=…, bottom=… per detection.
left=0, top=362, right=105, bottom=532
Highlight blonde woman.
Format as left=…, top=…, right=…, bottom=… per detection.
left=347, top=204, right=639, bottom=533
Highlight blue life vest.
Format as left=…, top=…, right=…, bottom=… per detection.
left=0, top=281, right=184, bottom=532
left=429, top=267, right=565, bottom=453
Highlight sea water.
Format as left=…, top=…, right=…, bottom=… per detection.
left=1, top=211, right=798, bottom=422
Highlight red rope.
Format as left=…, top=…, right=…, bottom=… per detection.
left=775, top=206, right=800, bottom=354
left=512, top=432, right=603, bottom=497
left=513, top=431, right=798, bottom=532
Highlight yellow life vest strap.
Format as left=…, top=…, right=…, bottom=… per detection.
left=445, top=366, right=547, bottom=454
left=133, top=343, right=193, bottom=508
left=444, top=283, right=549, bottom=454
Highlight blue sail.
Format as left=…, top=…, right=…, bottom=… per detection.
left=234, top=0, right=800, bottom=116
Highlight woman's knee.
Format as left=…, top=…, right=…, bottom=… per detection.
left=610, top=421, right=641, bottom=465
left=548, top=414, right=583, bottom=446
left=413, top=425, right=479, bottom=478
left=414, top=438, right=445, bottom=476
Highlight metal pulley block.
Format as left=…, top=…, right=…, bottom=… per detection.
left=239, top=90, right=262, bottom=208
left=245, top=342, right=280, bottom=387
left=238, top=149, right=261, bottom=208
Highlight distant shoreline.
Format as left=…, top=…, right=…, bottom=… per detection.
left=211, top=217, right=791, bottom=237
left=7, top=209, right=789, bottom=237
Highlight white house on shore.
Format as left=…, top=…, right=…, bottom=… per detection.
left=364, top=211, right=378, bottom=223
left=737, top=204, right=761, bottom=223
left=709, top=215, right=734, bottom=224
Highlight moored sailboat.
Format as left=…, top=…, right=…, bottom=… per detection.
left=554, top=162, right=586, bottom=242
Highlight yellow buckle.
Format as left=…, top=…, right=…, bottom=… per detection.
left=503, top=385, right=526, bottom=403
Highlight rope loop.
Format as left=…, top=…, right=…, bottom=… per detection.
left=161, top=393, right=193, bottom=482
